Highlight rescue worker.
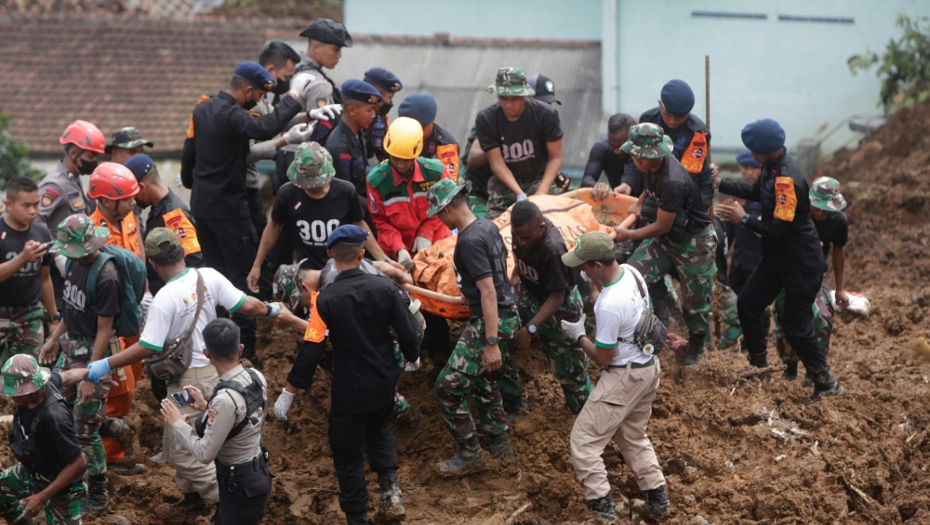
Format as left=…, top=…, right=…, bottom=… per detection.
left=160, top=318, right=271, bottom=525
left=363, top=67, right=403, bottom=162
left=294, top=17, right=353, bottom=145
left=581, top=113, right=638, bottom=200
left=639, top=79, right=714, bottom=207
left=315, top=225, right=419, bottom=525
left=327, top=80, right=383, bottom=214
left=398, top=94, right=461, bottom=179
left=427, top=179, right=518, bottom=473
left=510, top=200, right=592, bottom=414
left=727, top=151, right=764, bottom=295
left=180, top=61, right=304, bottom=370
left=475, top=67, right=564, bottom=219
left=613, top=123, right=716, bottom=367
left=773, top=177, right=850, bottom=383
left=559, top=232, right=669, bottom=523
left=84, top=228, right=282, bottom=518
left=0, top=355, right=89, bottom=525
left=0, top=176, right=56, bottom=366
left=105, top=127, right=153, bottom=165
left=38, top=215, right=120, bottom=513
left=715, top=118, right=845, bottom=404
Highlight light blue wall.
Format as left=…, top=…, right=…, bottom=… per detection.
left=607, top=0, right=928, bottom=157
left=345, top=0, right=602, bottom=40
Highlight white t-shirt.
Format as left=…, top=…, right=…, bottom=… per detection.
left=140, top=267, right=247, bottom=369
left=593, top=264, right=652, bottom=367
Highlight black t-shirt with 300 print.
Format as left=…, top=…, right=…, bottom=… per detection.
left=512, top=218, right=573, bottom=300
left=62, top=258, right=121, bottom=340
left=454, top=218, right=514, bottom=317
left=271, top=179, right=364, bottom=270
left=0, top=219, right=52, bottom=307
left=475, top=97, right=563, bottom=183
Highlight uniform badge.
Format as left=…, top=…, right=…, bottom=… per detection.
left=369, top=194, right=378, bottom=213
left=72, top=199, right=84, bottom=209
left=41, top=193, right=55, bottom=207
left=317, top=98, right=327, bottom=108
left=206, top=406, right=219, bottom=428
left=294, top=201, right=302, bottom=210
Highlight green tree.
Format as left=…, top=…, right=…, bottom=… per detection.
left=0, top=112, right=40, bottom=189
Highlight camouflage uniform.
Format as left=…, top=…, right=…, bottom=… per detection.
left=773, top=279, right=834, bottom=363
left=514, top=283, right=592, bottom=413
left=0, top=305, right=45, bottom=366
left=0, top=464, right=84, bottom=525
left=487, top=180, right=558, bottom=220
left=390, top=310, right=426, bottom=423
left=717, top=283, right=742, bottom=351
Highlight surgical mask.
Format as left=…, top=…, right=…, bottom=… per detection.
left=579, top=270, right=592, bottom=283
left=378, top=101, right=393, bottom=116
left=76, top=158, right=98, bottom=175
left=271, top=78, right=291, bottom=95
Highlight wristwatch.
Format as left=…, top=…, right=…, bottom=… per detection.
left=486, top=336, right=500, bottom=346
left=740, top=214, right=750, bottom=226
left=527, top=323, right=538, bottom=335
left=46, top=314, right=61, bottom=322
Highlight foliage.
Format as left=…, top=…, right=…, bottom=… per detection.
left=0, top=113, right=41, bottom=189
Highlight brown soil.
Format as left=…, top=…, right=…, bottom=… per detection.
left=13, top=104, right=930, bottom=524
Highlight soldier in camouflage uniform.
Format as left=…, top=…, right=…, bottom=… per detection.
left=427, top=179, right=518, bottom=474
left=0, top=355, right=90, bottom=525
left=39, top=215, right=119, bottom=514
left=614, top=123, right=716, bottom=367
left=105, top=127, right=153, bottom=165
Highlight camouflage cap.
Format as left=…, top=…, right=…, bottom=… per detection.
left=810, top=177, right=847, bottom=212
left=620, top=123, right=673, bottom=159
left=273, top=260, right=307, bottom=310
left=426, top=178, right=468, bottom=217
left=50, top=214, right=110, bottom=259
left=287, top=142, right=336, bottom=190
left=561, top=232, right=615, bottom=267
left=486, top=67, right=536, bottom=97
left=144, top=227, right=181, bottom=257
left=2, top=355, right=51, bottom=397
left=105, top=127, right=153, bottom=153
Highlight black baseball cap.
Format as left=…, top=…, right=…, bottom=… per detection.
left=528, top=74, right=561, bottom=105
left=300, top=18, right=353, bottom=48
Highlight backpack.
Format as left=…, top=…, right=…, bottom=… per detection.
left=618, top=264, right=667, bottom=356
left=67, top=245, right=147, bottom=337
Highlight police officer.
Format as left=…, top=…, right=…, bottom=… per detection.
left=315, top=225, right=419, bottom=525
left=715, top=119, right=844, bottom=404
left=363, top=67, right=403, bottom=162
left=180, top=61, right=305, bottom=369
left=160, top=318, right=271, bottom=525
left=327, top=80, right=382, bottom=214
left=295, top=17, right=353, bottom=145
left=640, top=80, right=714, bottom=208
left=398, top=94, right=461, bottom=179
left=581, top=113, right=638, bottom=200
left=105, top=127, right=153, bottom=165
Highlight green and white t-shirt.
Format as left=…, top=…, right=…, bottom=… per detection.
left=593, top=264, right=652, bottom=367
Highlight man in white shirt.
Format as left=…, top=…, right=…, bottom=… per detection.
left=83, top=228, right=282, bottom=518
left=560, top=231, right=669, bottom=522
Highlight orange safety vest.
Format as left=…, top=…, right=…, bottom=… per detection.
left=680, top=131, right=709, bottom=174
left=90, top=208, right=144, bottom=261
left=435, top=144, right=460, bottom=181
left=303, top=291, right=328, bottom=343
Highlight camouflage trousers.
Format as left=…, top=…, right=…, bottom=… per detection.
left=773, top=278, right=834, bottom=364
left=0, top=464, right=84, bottom=525
left=434, top=314, right=521, bottom=443
left=628, top=226, right=717, bottom=335
left=391, top=309, right=427, bottom=423
left=59, top=336, right=117, bottom=478
left=717, top=283, right=742, bottom=350
left=487, top=179, right=556, bottom=220
left=516, top=284, right=592, bottom=414
left=0, top=304, right=45, bottom=368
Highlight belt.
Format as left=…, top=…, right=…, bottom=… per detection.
left=215, top=453, right=264, bottom=477
left=605, top=356, right=655, bottom=370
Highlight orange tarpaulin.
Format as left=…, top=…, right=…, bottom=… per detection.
left=409, top=190, right=638, bottom=319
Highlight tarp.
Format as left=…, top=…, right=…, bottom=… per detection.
left=409, top=190, right=637, bottom=319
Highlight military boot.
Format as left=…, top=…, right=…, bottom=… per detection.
left=488, top=430, right=513, bottom=459
left=805, top=371, right=846, bottom=406
left=378, top=471, right=405, bottom=518
left=503, top=396, right=529, bottom=423
left=82, top=474, right=109, bottom=514
left=780, top=360, right=799, bottom=381
left=587, top=494, right=619, bottom=522
left=683, top=333, right=707, bottom=367
left=100, top=417, right=134, bottom=456
left=747, top=351, right=773, bottom=383
left=636, top=484, right=670, bottom=521
left=172, top=492, right=214, bottom=516
left=437, top=436, right=488, bottom=475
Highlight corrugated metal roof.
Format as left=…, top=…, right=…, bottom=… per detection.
left=286, top=38, right=603, bottom=168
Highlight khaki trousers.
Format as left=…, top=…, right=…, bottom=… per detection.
left=164, top=365, right=220, bottom=503
left=570, top=360, right=665, bottom=500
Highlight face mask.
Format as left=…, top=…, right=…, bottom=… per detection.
left=77, top=158, right=98, bottom=175
left=271, top=78, right=291, bottom=95
left=378, top=101, right=393, bottom=116
left=243, top=99, right=258, bottom=111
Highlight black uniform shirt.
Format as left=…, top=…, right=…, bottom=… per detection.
left=454, top=218, right=515, bottom=317
left=475, top=98, right=563, bottom=183
left=271, top=180, right=364, bottom=270
left=14, top=373, right=84, bottom=484
left=640, top=156, right=711, bottom=238
left=0, top=220, right=52, bottom=307
left=145, top=190, right=205, bottom=295
left=62, top=258, right=120, bottom=340
left=327, top=120, right=371, bottom=209
left=640, top=107, right=714, bottom=208
left=581, top=140, right=633, bottom=189
left=513, top=218, right=573, bottom=300
left=814, top=211, right=848, bottom=259
left=365, top=114, right=389, bottom=162
left=317, top=268, right=419, bottom=415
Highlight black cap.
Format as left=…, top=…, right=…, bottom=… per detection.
left=527, top=74, right=561, bottom=105
left=299, top=18, right=353, bottom=48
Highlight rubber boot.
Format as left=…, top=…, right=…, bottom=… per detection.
left=172, top=492, right=213, bottom=516
left=587, top=494, right=619, bottom=522
left=747, top=351, right=773, bottom=383
left=488, top=430, right=513, bottom=460
left=805, top=370, right=846, bottom=406
left=684, top=333, right=706, bottom=367
left=781, top=360, right=799, bottom=381
left=346, top=513, right=368, bottom=525
left=378, top=471, right=405, bottom=518
left=82, top=474, right=109, bottom=514
left=637, top=484, right=670, bottom=521
left=437, top=436, right=487, bottom=475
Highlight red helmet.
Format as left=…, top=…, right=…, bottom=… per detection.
left=60, top=120, right=106, bottom=154
left=88, top=162, right=140, bottom=200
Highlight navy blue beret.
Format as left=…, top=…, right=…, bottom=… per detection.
left=741, top=119, right=786, bottom=155
left=398, top=94, right=438, bottom=126
left=364, top=67, right=403, bottom=93
left=735, top=150, right=761, bottom=168
left=124, top=154, right=156, bottom=181
left=327, top=224, right=369, bottom=248
left=299, top=18, right=353, bottom=48
left=234, top=61, right=275, bottom=91
left=660, top=79, right=695, bottom=117
left=342, top=79, right=383, bottom=104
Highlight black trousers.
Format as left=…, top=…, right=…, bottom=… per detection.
left=737, top=265, right=827, bottom=374
left=421, top=311, right=452, bottom=363
left=195, top=214, right=258, bottom=358
left=729, top=264, right=770, bottom=339
left=329, top=404, right=398, bottom=516
left=216, top=458, right=272, bottom=525
left=245, top=188, right=275, bottom=301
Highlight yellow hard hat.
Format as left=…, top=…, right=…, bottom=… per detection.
left=384, top=117, right=424, bottom=160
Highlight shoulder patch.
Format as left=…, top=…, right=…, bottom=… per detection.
left=41, top=190, right=58, bottom=208
left=773, top=176, right=797, bottom=222
left=206, top=406, right=219, bottom=428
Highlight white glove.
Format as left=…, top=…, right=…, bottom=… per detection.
left=397, top=249, right=415, bottom=272
left=309, top=104, right=343, bottom=122
left=283, top=123, right=314, bottom=145
left=560, top=317, right=587, bottom=343
left=141, top=292, right=154, bottom=317
left=288, top=73, right=313, bottom=104
left=413, top=236, right=431, bottom=253
left=274, top=389, right=295, bottom=420
left=54, top=254, right=67, bottom=277
left=175, top=173, right=184, bottom=189
left=403, top=358, right=421, bottom=372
